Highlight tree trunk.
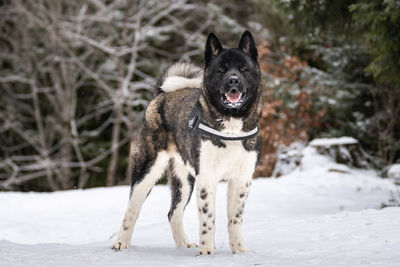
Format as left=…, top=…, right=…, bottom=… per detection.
left=106, top=101, right=123, bottom=186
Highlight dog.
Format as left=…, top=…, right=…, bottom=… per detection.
left=112, top=31, right=262, bottom=255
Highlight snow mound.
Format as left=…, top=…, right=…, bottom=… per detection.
left=388, top=164, right=400, bottom=184
left=300, top=144, right=344, bottom=172
left=310, top=137, right=369, bottom=168
left=273, top=137, right=370, bottom=177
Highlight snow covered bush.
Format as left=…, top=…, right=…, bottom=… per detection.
left=388, top=164, right=400, bottom=185
left=272, top=142, right=305, bottom=177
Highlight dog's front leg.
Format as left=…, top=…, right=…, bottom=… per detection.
left=196, top=176, right=217, bottom=255
left=227, top=176, right=252, bottom=254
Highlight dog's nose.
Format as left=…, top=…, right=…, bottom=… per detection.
left=228, top=76, right=240, bottom=86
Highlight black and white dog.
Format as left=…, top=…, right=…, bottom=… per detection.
left=112, top=31, right=262, bottom=255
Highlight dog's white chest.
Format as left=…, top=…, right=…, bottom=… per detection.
left=198, top=119, right=257, bottom=181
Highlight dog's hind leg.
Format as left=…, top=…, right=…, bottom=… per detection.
left=112, top=151, right=170, bottom=251
left=168, top=161, right=196, bottom=248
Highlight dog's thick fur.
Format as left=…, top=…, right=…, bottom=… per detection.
left=112, top=31, right=262, bottom=255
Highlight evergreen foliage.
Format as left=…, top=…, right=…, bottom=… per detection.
left=351, top=0, right=400, bottom=87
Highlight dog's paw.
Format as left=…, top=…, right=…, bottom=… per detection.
left=176, top=242, right=198, bottom=248
left=111, top=240, right=129, bottom=251
left=196, top=248, right=216, bottom=256
left=231, top=246, right=250, bottom=254
left=185, top=242, right=198, bottom=248
left=176, top=240, right=198, bottom=248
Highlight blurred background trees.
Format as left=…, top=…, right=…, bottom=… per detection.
left=0, top=0, right=399, bottom=191
left=253, top=0, right=400, bottom=175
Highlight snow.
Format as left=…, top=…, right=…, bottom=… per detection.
left=309, top=136, right=359, bottom=146
left=388, top=164, right=400, bottom=182
left=1, top=148, right=400, bottom=266
left=273, top=142, right=305, bottom=177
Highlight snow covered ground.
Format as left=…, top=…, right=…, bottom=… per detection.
left=1, top=146, right=400, bottom=266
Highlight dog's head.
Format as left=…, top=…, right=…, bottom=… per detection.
left=203, top=31, right=260, bottom=117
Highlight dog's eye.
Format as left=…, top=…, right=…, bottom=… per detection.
left=218, top=67, right=225, bottom=73
left=240, top=66, right=247, bottom=72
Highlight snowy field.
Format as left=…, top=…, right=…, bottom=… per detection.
left=1, top=147, right=400, bottom=266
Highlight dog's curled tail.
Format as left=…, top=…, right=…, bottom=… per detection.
left=156, top=62, right=203, bottom=94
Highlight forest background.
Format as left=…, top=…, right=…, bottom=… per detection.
left=1, top=0, right=399, bottom=191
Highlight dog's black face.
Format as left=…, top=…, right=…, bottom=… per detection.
left=203, top=31, right=260, bottom=117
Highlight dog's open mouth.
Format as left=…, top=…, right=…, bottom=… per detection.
left=222, top=91, right=245, bottom=108
left=225, top=92, right=242, bottom=103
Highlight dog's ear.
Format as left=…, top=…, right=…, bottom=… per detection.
left=205, top=33, right=223, bottom=67
left=238, top=30, right=258, bottom=61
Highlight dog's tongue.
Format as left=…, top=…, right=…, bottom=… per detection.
left=225, top=92, right=242, bottom=103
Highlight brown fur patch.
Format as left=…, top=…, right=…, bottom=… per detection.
left=145, top=97, right=163, bottom=129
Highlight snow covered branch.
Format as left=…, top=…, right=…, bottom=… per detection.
left=0, top=0, right=219, bottom=191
